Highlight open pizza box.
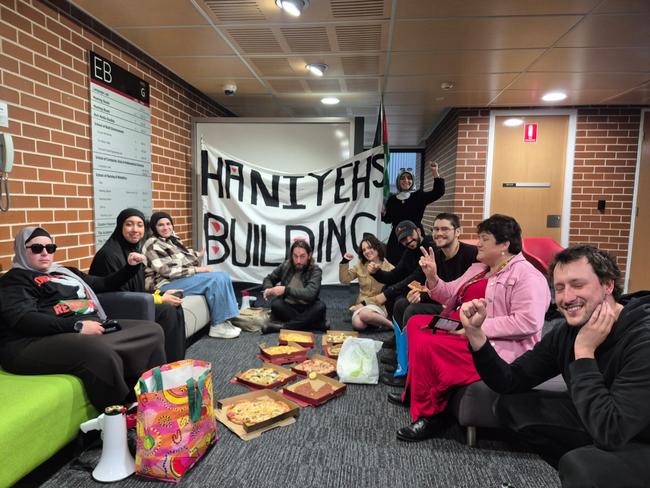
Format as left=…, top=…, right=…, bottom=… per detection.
left=278, top=329, right=315, bottom=348
left=216, top=389, right=301, bottom=441
left=291, top=354, right=338, bottom=378
left=282, top=373, right=346, bottom=407
left=258, top=341, right=308, bottom=365
left=234, top=362, right=297, bottom=390
left=322, top=331, right=358, bottom=358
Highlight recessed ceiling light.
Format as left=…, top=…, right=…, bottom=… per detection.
left=321, top=97, right=339, bottom=105
left=275, top=0, right=309, bottom=17
left=542, top=91, right=567, bottom=102
left=306, top=63, right=328, bottom=76
left=503, top=118, right=524, bottom=127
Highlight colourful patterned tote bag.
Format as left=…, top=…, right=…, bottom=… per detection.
left=134, top=359, right=217, bottom=482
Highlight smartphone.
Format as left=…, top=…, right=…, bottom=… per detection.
left=422, top=314, right=462, bottom=332
left=172, top=291, right=184, bottom=299
left=102, top=319, right=122, bottom=334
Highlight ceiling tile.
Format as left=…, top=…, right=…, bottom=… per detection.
left=116, top=26, right=236, bottom=56
left=557, top=14, right=650, bottom=47
left=392, top=17, right=582, bottom=51
left=158, top=57, right=252, bottom=78
left=341, top=56, right=380, bottom=75
left=509, top=72, right=650, bottom=92
left=280, top=26, right=332, bottom=53
left=202, top=0, right=266, bottom=21
left=593, top=0, right=650, bottom=14
left=331, top=0, right=387, bottom=18
left=345, top=78, right=379, bottom=92
left=492, top=88, right=625, bottom=105
left=250, top=58, right=297, bottom=76
left=226, top=28, right=283, bottom=54
left=268, top=79, right=307, bottom=93
left=389, top=50, right=545, bottom=76
left=305, top=79, right=342, bottom=93
left=335, top=24, right=383, bottom=51
left=386, top=74, right=518, bottom=93
left=530, top=47, right=650, bottom=72
left=72, top=0, right=210, bottom=26
left=190, top=78, right=268, bottom=96
left=396, top=0, right=599, bottom=18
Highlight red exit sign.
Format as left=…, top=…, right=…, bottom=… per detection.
left=524, top=123, right=538, bottom=142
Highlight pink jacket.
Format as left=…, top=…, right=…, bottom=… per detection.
left=428, top=253, right=550, bottom=363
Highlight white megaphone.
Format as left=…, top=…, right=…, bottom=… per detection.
left=80, top=405, right=135, bottom=482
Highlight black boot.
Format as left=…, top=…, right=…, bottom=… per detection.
left=260, top=321, right=283, bottom=335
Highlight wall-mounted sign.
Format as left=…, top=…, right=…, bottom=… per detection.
left=524, top=123, right=538, bottom=142
left=89, top=51, right=152, bottom=248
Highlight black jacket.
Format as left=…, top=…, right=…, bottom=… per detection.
left=473, top=292, right=650, bottom=449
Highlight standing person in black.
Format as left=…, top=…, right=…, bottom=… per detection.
left=382, top=160, right=445, bottom=266
left=0, top=227, right=166, bottom=411
left=90, top=208, right=186, bottom=362
left=462, top=245, right=650, bottom=488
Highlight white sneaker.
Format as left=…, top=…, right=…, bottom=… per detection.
left=209, top=321, right=241, bottom=339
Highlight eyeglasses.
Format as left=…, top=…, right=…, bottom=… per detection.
left=432, top=227, right=455, bottom=233
left=26, top=244, right=57, bottom=254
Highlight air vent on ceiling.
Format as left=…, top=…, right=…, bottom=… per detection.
left=306, top=79, right=341, bottom=93
left=203, top=0, right=266, bottom=21
left=331, top=0, right=384, bottom=18
left=341, top=56, right=379, bottom=75
left=335, top=24, right=382, bottom=51
left=345, top=78, right=379, bottom=92
left=280, top=27, right=331, bottom=53
left=226, top=28, right=282, bottom=53
left=250, top=58, right=295, bottom=76
left=268, top=79, right=305, bottom=93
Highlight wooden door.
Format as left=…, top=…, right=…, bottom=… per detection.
left=490, top=115, right=569, bottom=241
left=628, top=115, right=650, bottom=292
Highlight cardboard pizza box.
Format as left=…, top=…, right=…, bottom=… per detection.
left=278, top=329, right=315, bottom=348
left=291, top=354, right=337, bottom=378
left=234, top=362, right=297, bottom=390
left=322, top=330, right=359, bottom=358
left=216, top=389, right=300, bottom=440
left=282, top=373, right=346, bottom=407
left=259, top=341, right=308, bottom=365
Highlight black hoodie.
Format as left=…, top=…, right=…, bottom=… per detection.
left=473, top=291, right=650, bottom=450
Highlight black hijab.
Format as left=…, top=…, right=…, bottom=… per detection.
left=89, top=208, right=146, bottom=292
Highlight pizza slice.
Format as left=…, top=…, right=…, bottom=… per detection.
left=407, top=280, right=428, bottom=293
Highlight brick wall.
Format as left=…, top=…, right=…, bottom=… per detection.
left=423, top=106, right=642, bottom=278
left=571, top=107, right=640, bottom=275
left=421, top=109, right=458, bottom=232
left=0, top=0, right=230, bottom=272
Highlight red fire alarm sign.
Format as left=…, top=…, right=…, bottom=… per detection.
left=524, top=123, right=538, bottom=142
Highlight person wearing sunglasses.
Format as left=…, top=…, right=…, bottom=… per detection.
left=0, top=227, right=166, bottom=412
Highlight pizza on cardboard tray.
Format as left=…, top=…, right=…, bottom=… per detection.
left=325, top=333, right=349, bottom=344
left=239, top=367, right=282, bottom=386
left=294, top=358, right=336, bottom=375
left=262, top=345, right=302, bottom=356
left=226, top=398, right=292, bottom=426
left=281, top=332, right=311, bottom=343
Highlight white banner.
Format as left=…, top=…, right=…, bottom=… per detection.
left=200, top=144, right=386, bottom=284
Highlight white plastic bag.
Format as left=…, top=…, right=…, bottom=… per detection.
left=336, top=337, right=383, bottom=384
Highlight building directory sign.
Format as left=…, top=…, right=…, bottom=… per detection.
left=89, top=51, right=152, bottom=247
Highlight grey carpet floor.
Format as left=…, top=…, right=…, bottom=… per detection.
left=42, top=286, right=560, bottom=488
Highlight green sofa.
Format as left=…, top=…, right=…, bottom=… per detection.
left=0, top=369, right=97, bottom=488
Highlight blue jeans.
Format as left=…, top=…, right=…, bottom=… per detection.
left=160, top=272, right=239, bottom=325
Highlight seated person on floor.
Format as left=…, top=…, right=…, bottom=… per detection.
left=339, top=233, right=394, bottom=331
left=261, top=240, right=326, bottom=333
left=142, top=211, right=240, bottom=340
left=90, top=208, right=186, bottom=362
left=391, top=214, right=549, bottom=442
left=0, top=227, right=166, bottom=412
left=464, top=245, right=650, bottom=488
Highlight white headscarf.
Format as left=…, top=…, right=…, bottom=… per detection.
left=13, top=227, right=107, bottom=320
left=395, top=169, right=415, bottom=201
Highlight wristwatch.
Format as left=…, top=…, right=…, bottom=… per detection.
left=73, top=321, right=84, bottom=333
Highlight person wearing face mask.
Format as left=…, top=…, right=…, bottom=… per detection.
left=464, top=245, right=650, bottom=488
left=0, top=227, right=166, bottom=412
left=382, top=161, right=445, bottom=266
left=142, top=211, right=240, bottom=340
left=339, top=234, right=394, bottom=331
left=90, top=208, right=186, bottom=361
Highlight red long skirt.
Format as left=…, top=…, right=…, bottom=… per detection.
left=404, top=314, right=481, bottom=421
